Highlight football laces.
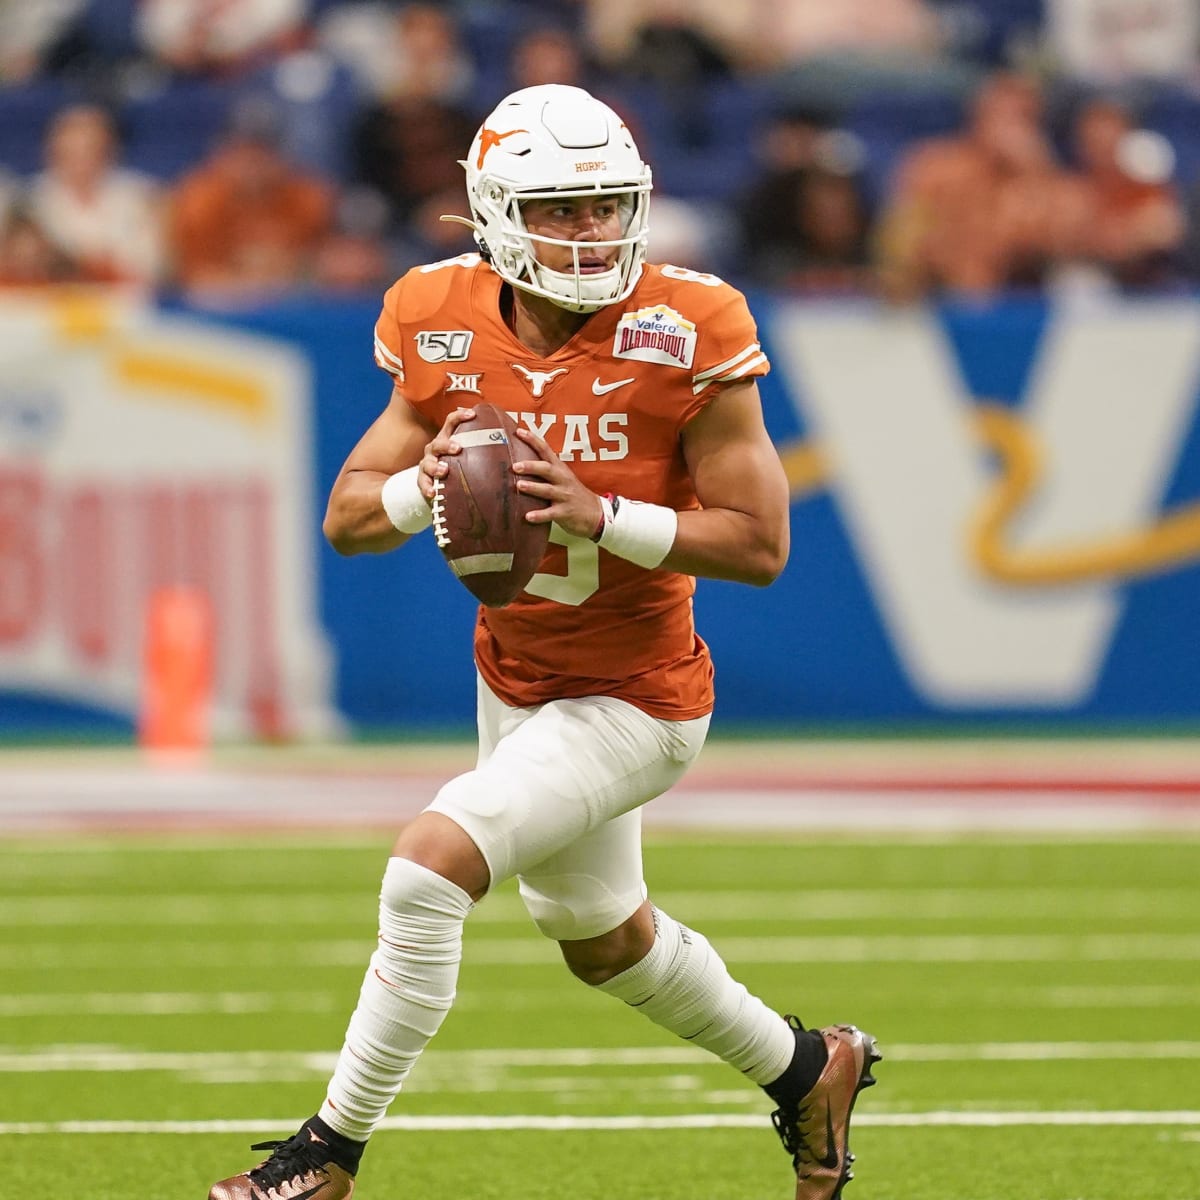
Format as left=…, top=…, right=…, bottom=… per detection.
left=431, top=476, right=450, bottom=548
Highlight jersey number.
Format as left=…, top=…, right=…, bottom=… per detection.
left=418, top=253, right=481, bottom=274
left=525, top=526, right=599, bottom=607
left=660, top=264, right=723, bottom=287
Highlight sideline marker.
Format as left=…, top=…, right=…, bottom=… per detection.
left=138, top=585, right=214, bottom=755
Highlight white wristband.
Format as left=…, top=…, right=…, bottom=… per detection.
left=597, top=495, right=677, bottom=569
left=380, top=466, right=432, bottom=534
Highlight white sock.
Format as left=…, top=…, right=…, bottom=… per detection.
left=320, top=857, right=473, bottom=1141
left=595, top=906, right=795, bottom=1085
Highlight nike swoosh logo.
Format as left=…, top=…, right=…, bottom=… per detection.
left=265, top=1183, right=328, bottom=1200
left=818, top=1102, right=840, bottom=1171
left=592, top=377, right=635, bottom=395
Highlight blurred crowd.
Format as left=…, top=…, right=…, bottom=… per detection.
left=2, top=0, right=1200, bottom=303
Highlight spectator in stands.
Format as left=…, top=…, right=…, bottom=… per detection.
left=388, top=182, right=478, bottom=274
left=761, top=0, right=973, bottom=119
left=740, top=102, right=838, bottom=203
left=317, top=2, right=476, bottom=106
left=27, top=103, right=166, bottom=287
left=0, top=169, right=16, bottom=227
left=338, top=4, right=479, bottom=235
left=1060, top=96, right=1186, bottom=291
left=1180, top=183, right=1200, bottom=284
left=935, top=0, right=1044, bottom=70
left=0, top=0, right=89, bottom=83
left=135, top=0, right=309, bottom=78
left=594, top=13, right=768, bottom=210
left=353, top=93, right=477, bottom=229
left=0, top=201, right=83, bottom=285
left=0, top=203, right=77, bottom=285
left=742, top=157, right=874, bottom=293
left=1044, top=0, right=1200, bottom=88
left=748, top=0, right=944, bottom=71
left=875, top=72, right=1088, bottom=301
left=168, top=97, right=335, bottom=298
left=644, top=193, right=731, bottom=273
left=615, top=17, right=735, bottom=91
left=312, top=185, right=395, bottom=294
left=585, top=0, right=943, bottom=76
left=508, top=23, right=592, bottom=92
left=739, top=105, right=874, bottom=291
left=503, top=23, right=659, bottom=188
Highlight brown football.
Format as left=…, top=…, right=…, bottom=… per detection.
left=432, top=404, right=551, bottom=607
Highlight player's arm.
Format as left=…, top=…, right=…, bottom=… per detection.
left=323, top=386, right=469, bottom=556
left=512, top=380, right=789, bottom=586
left=669, top=380, right=790, bottom=586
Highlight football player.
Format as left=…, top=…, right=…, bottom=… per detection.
left=209, top=84, right=879, bottom=1200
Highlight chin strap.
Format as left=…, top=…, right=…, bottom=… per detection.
left=535, top=262, right=621, bottom=312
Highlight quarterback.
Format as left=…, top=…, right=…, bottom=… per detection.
left=208, top=84, right=879, bottom=1200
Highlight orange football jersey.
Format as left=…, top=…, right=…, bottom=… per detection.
left=373, top=255, right=770, bottom=719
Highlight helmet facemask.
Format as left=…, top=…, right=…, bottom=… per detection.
left=477, top=182, right=649, bottom=313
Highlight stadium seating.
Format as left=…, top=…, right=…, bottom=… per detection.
left=0, top=79, right=87, bottom=176
left=120, top=76, right=236, bottom=180
left=1142, top=86, right=1200, bottom=189
left=845, top=89, right=966, bottom=207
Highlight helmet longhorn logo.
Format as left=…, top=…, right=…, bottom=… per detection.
left=476, top=127, right=528, bottom=169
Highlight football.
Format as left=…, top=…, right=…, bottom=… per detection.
left=432, top=404, right=550, bottom=607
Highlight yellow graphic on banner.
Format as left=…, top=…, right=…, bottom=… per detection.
left=49, top=288, right=118, bottom=341
left=779, top=440, right=828, bottom=500
left=968, top=404, right=1200, bottom=585
left=114, top=350, right=271, bottom=424
left=782, top=403, right=1200, bottom=585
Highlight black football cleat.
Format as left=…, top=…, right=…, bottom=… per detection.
left=771, top=1019, right=882, bottom=1200
left=208, top=1124, right=355, bottom=1199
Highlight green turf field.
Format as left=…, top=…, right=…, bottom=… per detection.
left=3, top=831, right=1198, bottom=1198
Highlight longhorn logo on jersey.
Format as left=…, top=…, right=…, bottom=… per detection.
left=511, top=364, right=568, bottom=398
left=613, top=304, right=697, bottom=369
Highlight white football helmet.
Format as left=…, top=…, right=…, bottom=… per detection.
left=458, top=85, right=652, bottom=313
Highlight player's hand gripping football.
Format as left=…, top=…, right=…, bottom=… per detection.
left=417, top=407, right=478, bottom=501
left=510, top=426, right=604, bottom=541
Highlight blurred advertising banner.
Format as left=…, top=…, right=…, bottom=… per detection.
left=755, top=295, right=1200, bottom=722
left=3, top=290, right=1200, bottom=733
left=0, top=290, right=338, bottom=739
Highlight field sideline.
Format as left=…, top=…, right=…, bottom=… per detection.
left=3, top=735, right=1200, bottom=833
left=2, top=739, right=1198, bottom=1198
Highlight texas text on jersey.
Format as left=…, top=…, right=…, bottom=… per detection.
left=373, top=255, right=771, bottom=720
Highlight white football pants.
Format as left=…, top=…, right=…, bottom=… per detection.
left=428, top=675, right=710, bottom=940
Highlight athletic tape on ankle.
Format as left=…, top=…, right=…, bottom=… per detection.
left=381, top=466, right=432, bottom=534
left=596, top=495, right=677, bottom=569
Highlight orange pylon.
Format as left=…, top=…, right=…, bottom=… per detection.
left=138, top=585, right=214, bottom=754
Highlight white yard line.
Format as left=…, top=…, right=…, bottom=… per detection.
left=1, top=1111, right=1198, bottom=1135
left=3, top=982, right=1199, bottom=1017
left=8, top=931, right=1199, bottom=968
left=0, top=992, right=344, bottom=1016
left=3, top=1041, right=1200, bottom=1074
left=4, top=886, right=1195, bottom=924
